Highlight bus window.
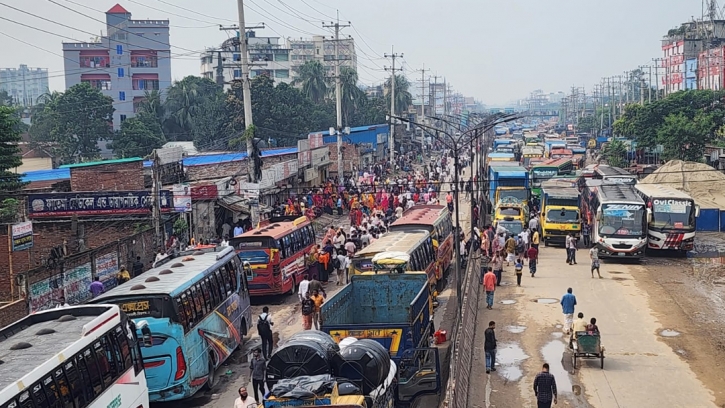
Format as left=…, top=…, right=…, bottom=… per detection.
left=81, top=348, right=104, bottom=396
left=52, top=367, right=73, bottom=408
left=201, top=280, right=215, bottom=311
left=92, top=341, right=114, bottom=388
left=174, top=296, right=188, bottom=328
left=224, top=263, right=237, bottom=292
left=195, top=283, right=209, bottom=315
left=16, top=391, right=31, bottom=408
left=179, top=292, right=194, bottom=328
left=40, top=375, right=60, bottom=408
left=189, top=287, right=203, bottom=320
left=210, top=272, right=225, bottom=302
left=204, top=278, right=219, bottom=306
left=29, top=382, right=48, bottom=408
left=114, top=326, right=133, bottom=369
left=65, top=358, right=91, bottom=405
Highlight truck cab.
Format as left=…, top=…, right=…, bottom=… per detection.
left=539, top=183, right=582, bottom=246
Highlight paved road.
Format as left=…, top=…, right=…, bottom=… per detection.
left=468, top=244, right=718, bottom=407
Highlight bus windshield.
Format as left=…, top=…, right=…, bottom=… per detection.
left=546, top=209, right=580, bottom=223
left=651, top=199, right=695, bottom=230
left=532, top=168, right=558, bottom=186
left=237, top=249, right=270, bottom=264
left=599, top=204, right=645, bottom=237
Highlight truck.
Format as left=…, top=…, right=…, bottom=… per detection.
left=539, top=180, right=582, bottom=246
left=488, top=165, right=530, bottom=210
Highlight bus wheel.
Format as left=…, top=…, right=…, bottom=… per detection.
left=205, top=355, right=218, bottom=391
left=236, top=318, right=247, bottom=351
left=287, top=277, right=297, bottom=295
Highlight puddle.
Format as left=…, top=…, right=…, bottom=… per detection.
left=551, top=332, right=563, bottom=338
left=611, top=277, right=629, bottom=281
left=496, top=343, right=529, bottom=381
left=536, top=298, right=558, bottom=304
left=500, top=299, right=516, bottom=305
left=660, top=329, right=680, bottom=337
left=500, top=281, right=512, bottom=286
left=608, top=271, right=624, bottom=274
left=506, top=325, right=527, bottom=334
left=541, top=340, right=573, bottom=393
left=555, top=324, right=563, bottom=329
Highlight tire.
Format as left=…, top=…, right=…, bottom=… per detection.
left=544, top=240, right=549, bottom=247
left=600, top=352, right=605, bottom=369
left=205, top=356, right=218, bottom=391
left=571, top=354, right=577, bottom=369
left=286, top=277, right=297, bottom=296
left=236, top=318, right=247, bottom=351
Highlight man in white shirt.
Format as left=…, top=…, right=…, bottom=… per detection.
left=220, top=237, right=229, bottom=247
left=518, top=228, right=530, bottom=250
left=234, top=387, right=257, bottom=408
left=395, top=206, right=404, bottom=219
left=297, top=275, right=310, bottom=303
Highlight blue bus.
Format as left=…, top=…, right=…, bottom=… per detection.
left=92, top=246, right=252, bottom=402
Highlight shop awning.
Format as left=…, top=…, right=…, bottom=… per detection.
left=218, top=195, right=273, bottom=215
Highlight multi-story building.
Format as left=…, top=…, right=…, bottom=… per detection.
left=661, top=20, right=725, bottom=95
left=0, top=65, right=49, bottom=107
left=200, top=31, right=292, bottom=89
left=62, top=4, right=172, bottom=129
left=288, top=35, right=356, bottom=77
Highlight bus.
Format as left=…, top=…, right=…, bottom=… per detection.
left=0, top=305, right=148, bottom=408
left=582, top=180, right=648, bottom=259
left=634, top=183, right=699, bottom=252
left=530, top=158, right=574, bottom=196
left=92, top=246, right=252, bottom=402
left=229, top=216, right=315, bottom=296
left=351, top=231, right=439, bottom=289
left=390, top=205, right=454, bottom=283
left=593, top=165, right=637, bottom=185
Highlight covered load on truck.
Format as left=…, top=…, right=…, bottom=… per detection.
left=488, top=165, right=530, bottom=207
left=539, top=181, right=582, bottom=246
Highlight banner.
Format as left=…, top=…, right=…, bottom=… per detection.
left=172, top=184, right=192, bottom=213
left=28, top=191, right=172, bottom=218
left=11, top=221, right=33, bottom=251
left=95, top=252, right=119, bottom=291
left=64, top=263, right=93, bottom=305
left=29, top=274, right=64, bottom=312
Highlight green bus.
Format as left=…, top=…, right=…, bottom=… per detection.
left=530, top=158, right=574, bottom=197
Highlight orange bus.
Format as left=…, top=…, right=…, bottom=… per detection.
left=389, top=205, right=454, bottom=287
left=229, top=216, right=315, bottom=296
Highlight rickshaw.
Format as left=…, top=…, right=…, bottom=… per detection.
left=571, top=331, right=605, bottom=369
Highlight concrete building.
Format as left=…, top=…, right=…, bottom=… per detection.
left=62, top=4, right=172, bottom=129
left=0, top=65, right=49, bottom=107
left=200, top=31, right=293, bottom=89
left=661, top=20, right=725, bottom=95
left=288, top=35, right=356, bottom=77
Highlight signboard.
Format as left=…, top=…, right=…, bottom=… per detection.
left=64, top=263, right=93, bottom=305
left=155, top=146, right=183, bottom=165
left=238, top=182, right=260, bottom=200
left=95, top=252, right=119, bottom=290
left=28, top=191, right=172, bottom=218
left=29, top=274, right=64, bottom=312
left=173, top=184, right=192, bottom=212
left=191, top=184, right=219, bottom=200
left=653, top=199, right=689, bottom=214
left=11, top=221, right=33, bottom=251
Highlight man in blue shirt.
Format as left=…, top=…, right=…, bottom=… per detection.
left=560, top=287, right=577, bottom=335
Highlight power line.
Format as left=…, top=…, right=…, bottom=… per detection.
left=63, top=0, right=219, bottom=28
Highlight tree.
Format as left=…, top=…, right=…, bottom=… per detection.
left=190, top=93, right=228, bottom=151
left=601, top=139, right=628, bottom=168
left=164, top=76, right=225, bottom=141
left=384, top=74, right=413, bottom=116
left=576, top=115, right=597, bottom=134
left=657, top=112, right=714, bottom=161
left=338, top=67, right=366, bottom=126
left=30, top=83, right=114, bottom=163
left=293, top=61, right=329, bottom=104
left=0, top=90, right=13, bottom=106
left=111, top=114, right=166, bottom=158
left=0, top=106, right=25, bottom=191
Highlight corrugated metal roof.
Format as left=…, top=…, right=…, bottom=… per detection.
left=310, top=123, right=388, bottom=136
left=21, top=168, right=70, bottom=182
left=60, top=157, right=143, bottom=169
left=182, top=147, right=297, bottom=167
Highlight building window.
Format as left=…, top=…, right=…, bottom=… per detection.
left=274, top=52, right=289, bottom=62
left=131, top=56, right=158, bottom=67
left=275, top=70, right=289, bottom=79
left=120, top=114, right=127, bottom=122
left=133, top=79, right=160, bottom=90
left=82, top=79, right=112, bottom=90
left=233, top=69, right=241, bottom=78
left=119, top=91, right=125, bottom=101
left=291, top=55, right=300, bottom=61
left=118, top=67, right=125, bottom=78
left=116, top=45, right=123, bottom=55
left=79, top=56, right=109, bottom=68
left=233, top=53, right=241, bottom=61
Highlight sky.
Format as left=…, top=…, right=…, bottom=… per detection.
left=0, top=0, right=707, bottom=105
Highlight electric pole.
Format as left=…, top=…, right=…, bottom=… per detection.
left=323, top=13, right=350, bottom=188
left=417, top=65, right=430, bottom=148
left=384, top=46, right=403, bottom=168
left=431, top=75, right=440, bottom=117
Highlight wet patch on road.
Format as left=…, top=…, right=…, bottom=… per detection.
left=660, top=329, right=681, bottom=337
left=495, top=342, right=529, bottom=382
left=611, top=277, right=630, bottom=281
left=500, top=299, right=517, bottom=305
left=535, top=298, right=558, bottom=304
left=551, top=332, right=563, bottom=338
left=608, top=271, right=625, bottom=274
left=542, top=340, right=574, bottom=392
left=505, top=325, right=526, bottom=334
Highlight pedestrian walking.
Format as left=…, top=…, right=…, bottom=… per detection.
left=310, top=289, right=325, bottom=330
left=234, top=386, right=257, bottom=408
left=483, top=267, right=497, bottom=310
left=301, top=293, right=315, bottom=330
left=504, top=235, right=516, bottom=266
left=565, top=233, right=577, bottom=265
left=527, top=246, right=538, bottom=277
left=257, top=307, right=274, bottom=360
left=484, top=321, right=497, bottom=373
left=116, top=265, right=131, bottom=284
left=492, top=250, right=504, bottom=286
left=132, top=256, right=144, bottom=277
left=531, top=229, right=540, bottom=250
left=560, top=288, right=577, bottom=334
left=89, top=277, right=104, bottom=298
left=249, top=349, right=266, bottom=402
left=514, top=258, right=523, bottom=286
left=589, top=246, right=602, bottom=278
left=533, top=363, right=558, bottom=408
left=297, top=274, right=311, bottom=303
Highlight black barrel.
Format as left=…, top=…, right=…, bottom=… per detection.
left=266, top=331, right=343, bottom=384
left=338, top=339, right=391, bottom=394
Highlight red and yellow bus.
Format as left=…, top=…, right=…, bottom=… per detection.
left=229, top=216, right=315, bottom=296
left=389, top=205, right=454, bottom=286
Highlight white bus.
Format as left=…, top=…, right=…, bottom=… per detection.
left=582, top=180, right=648, bottom=259
left=593, top=164, right=638, bottom=185
left=635, top=183, right=699, bottom=252
left=0, top=305, right=149, bottom=408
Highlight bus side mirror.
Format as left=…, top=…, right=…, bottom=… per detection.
left=695, top=205, right=701, bottom=218
left=596, top=210, right=602, bottom=221
left=140, top=324, right=153, bottom=347
left=646, top=209, right=652, bottom=223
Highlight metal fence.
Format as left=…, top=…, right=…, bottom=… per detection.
left=445, top=252, right=483, bottom=408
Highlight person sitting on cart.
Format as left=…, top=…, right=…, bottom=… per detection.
left=586, top=317, right=600, bottom=333
left=569, top=312, right=587, bottom=349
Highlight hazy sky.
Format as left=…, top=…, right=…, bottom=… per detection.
left=0, top=0, right=705, bottom=105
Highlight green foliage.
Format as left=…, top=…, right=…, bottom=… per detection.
left=164, top=76, right=226, bottom=142
left=0, top=198, right=20, bottom=222
left=111, top=114, right=166, bottom=158
left=384, top=74, right=413, bottom=116
left=0, top=90, right=14, bottom=106
left=293, top=61, right=329, bottom=103
left=601, top=139, right=628, bottom=168
left=614, top=90, right=725, bottom=160
left=29, top=84, right=113, bottom=163
left=0, top=106, right=26, bottom=193
left=173, top=217, right=188, bottom=235
left=576, top=116, right=597, bottom=134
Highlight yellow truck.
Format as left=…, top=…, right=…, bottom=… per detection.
left=493, top=197, right=529, bottom=237
left=539, top=180, right=581, bottom=246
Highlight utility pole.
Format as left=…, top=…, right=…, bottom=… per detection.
left=151, top=150, right=162, bottom=248
left=384, top=46, right=403, bottom=168
left=652, top=58, right=662, bottom=100
left=431, top=75, right=440, bottom=117
left=417, top=65, right=430, bottom=147
left=323, top=13, right=350, bottom=188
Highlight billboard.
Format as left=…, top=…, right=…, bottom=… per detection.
left=28, top=191, right=172, bottom=217
left=11, top=221, right=33, bottom=251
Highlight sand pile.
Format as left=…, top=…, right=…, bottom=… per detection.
left=642, top=160, right=725, bottom=208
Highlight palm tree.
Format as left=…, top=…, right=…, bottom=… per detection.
left=165, top=80, right=198, bottom=135
left=293, top=61, right=328, bottom=103
left=384, top=74, right=413, bottom=116
left=338, top=67, right=366, bottom=125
